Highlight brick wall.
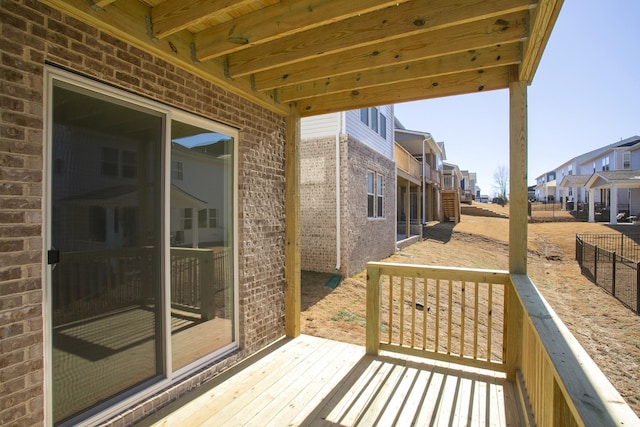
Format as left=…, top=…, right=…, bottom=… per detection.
left=0, top=1, right=286, bottom=425
left=300, top=135, right=339, bottom=274
left=344, top=136, right=396, bottom=277
left=300, top=134, right=396, bottom=278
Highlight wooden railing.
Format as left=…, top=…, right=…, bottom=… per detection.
left=366, top=263, right=639, bottom=427
left=423, top=162, right=441, bottom=185
left=394, top=143, right=421, bottom=179
left=170, top=247, right=230, bottom=320
left=366, top=263, right=509, bottom=372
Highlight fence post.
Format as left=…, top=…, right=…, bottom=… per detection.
left=594, top=246, right=598, bottom=285
left=612, top=251, right=617, bottom=297
left=637, top=262, right=640, bottom=315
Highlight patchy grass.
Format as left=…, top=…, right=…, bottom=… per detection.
left=331, top=309, right=366, bottom=327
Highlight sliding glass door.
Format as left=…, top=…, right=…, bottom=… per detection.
left=47, top=71, right=236, bottom=425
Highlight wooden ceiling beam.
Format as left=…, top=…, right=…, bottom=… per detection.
left=151, top=0, right=254, bottom=39
left=520, top=0, right=563, bottom=83
left=255, top=10, right=529, bottom=91
left=194, top=0, right=412, bottom=60
left=278, top=44, right=521, bottom=103
left=225, top=0, right=536, bottom=77
left=40, top=0, right=287, bottom=115
left=299, top=66, right=514, bottom=117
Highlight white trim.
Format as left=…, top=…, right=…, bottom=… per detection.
left=43, top=66, right=240, bottom=426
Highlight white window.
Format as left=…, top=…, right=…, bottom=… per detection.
left=602, top=157, right=610, bottom=171
left=198, top=208, right=217, bottom=228
left=624, top=152, right=631, bottom=169
left=371, top=107, right=379, bottom=133
left=173, top=160, right=184, bottom=180
left=377, top=174, right=384, bottom=217
left=360, top=108, right=369, bottom=125
left=367, top=170, right=384, bottom=218
left=379, top=112, right=387, bottom=139
left=183, top=207, right=193, bottom=229
left=367, top=171, right=375, bottom=218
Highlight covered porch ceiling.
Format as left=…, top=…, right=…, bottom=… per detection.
left=44, top=0, right=562, bottom=117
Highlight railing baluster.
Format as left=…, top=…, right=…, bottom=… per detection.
left=423, top=278, right=428, bottom=351
left=388, top=275, right=394, bottom=344
left=488, top=282, right=493, bottom=361
left=447, top=280, right=453, bottom=355
left=474, top=282, right=479, bottom=359
left=411, top=276, right=416, bottom=348
left=435, top=279, right=440, bottom=352
left=400, top=276, right=405, bottom=346
left=460, top=281, right=466, bottom=357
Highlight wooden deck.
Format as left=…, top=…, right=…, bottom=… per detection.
left=143, top=335, right=524, bottom=426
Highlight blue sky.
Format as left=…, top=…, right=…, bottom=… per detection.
left=394, top=0, right=640, bottom=196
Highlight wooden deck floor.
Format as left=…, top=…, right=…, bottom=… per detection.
left=143, top=335, right=524, bottom=426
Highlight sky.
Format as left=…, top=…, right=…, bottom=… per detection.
left=394, top=0, right=640, bottom=196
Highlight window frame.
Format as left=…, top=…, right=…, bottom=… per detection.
left=367, top=170, right=384, bottom=219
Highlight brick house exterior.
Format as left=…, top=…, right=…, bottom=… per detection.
left=1, top=1, right=287, bottom=425
left=300, top=110, right=396, bottom=278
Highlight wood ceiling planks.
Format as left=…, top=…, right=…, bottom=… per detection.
left=43, top=0, right=562, bottom=116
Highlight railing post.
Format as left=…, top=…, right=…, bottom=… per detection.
left=201, top=250, right=216, bottom=320
left=366, top=264, right=381, bottom=355
left=504, top=277, right=523, bottom=381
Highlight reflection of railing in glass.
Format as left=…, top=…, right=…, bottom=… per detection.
left=52, top=247, right=231, bottom=326
left=171, top=247, right=231, bottom=320
left=52, top=247, right=153, bottom=326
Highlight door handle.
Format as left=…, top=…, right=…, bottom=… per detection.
left=48, top=249, right=60, bottom=265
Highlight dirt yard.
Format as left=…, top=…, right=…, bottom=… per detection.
left=301, top=205, right=640, bottom=417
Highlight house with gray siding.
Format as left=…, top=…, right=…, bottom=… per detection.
left=538, top=135, right=640, bottom=223
left=300, top=107, right=396, bottom=277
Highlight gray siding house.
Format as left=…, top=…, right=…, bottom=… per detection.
left=300, top=108, right=396, bottom=277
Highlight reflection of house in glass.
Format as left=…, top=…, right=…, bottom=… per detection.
left=170, top=137, right=232, bottom=249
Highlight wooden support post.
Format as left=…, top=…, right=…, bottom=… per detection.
left=509, top=76, right=528, bottom=275
left=285, top=106, right=301, bottom=338
left=405, top=181, right=410, bottom=238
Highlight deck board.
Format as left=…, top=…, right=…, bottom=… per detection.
left=146, top=335, right=524, bottom=426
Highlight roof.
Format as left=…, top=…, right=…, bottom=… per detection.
left=42, top=0, right=563, bottom=117
left=535, top=135, right=640, bottom=179
left=558, top=174, right=590, bottom=188
left=585, top=170, right=640, bottom=189
left=394, top=128, right=439, bottom=156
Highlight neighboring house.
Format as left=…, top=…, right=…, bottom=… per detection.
left=538, top=135, right=640, bottom=223
left=533, top=171, right=556, bottom=202
left=394, top=122, right=446, bottom=228
left=442, top=162, right=464, bottom=223
left=300, top=107, right=396, bottom=277
left=460, top=170, right=477, bottom=204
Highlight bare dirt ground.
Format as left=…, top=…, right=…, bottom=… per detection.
left=301, top=203, right=640, bottom=417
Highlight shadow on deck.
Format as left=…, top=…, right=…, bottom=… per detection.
left=141, top=335, right=522, bottom=426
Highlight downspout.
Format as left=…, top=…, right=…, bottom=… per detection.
left=422, top=137, right=427, bottom=224
left=335, top=115, right=342, bottom=271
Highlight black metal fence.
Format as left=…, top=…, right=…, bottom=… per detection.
left=576, top=234, right=640, bottom=314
